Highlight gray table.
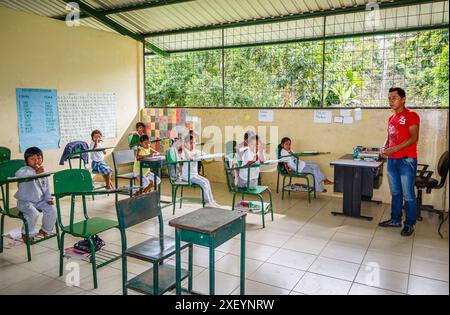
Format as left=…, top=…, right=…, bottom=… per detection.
left=169, top=208, right=246, bottom=295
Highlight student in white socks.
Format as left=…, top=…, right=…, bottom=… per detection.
left=181, top=134, right=220, bottom=208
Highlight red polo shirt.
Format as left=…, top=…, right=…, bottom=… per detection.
left=387, top=108, right=420, bottom=159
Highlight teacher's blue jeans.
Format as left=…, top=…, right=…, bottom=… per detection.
left=387, top=157, right=417, bottom=227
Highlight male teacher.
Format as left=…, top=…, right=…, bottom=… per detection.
left=379, top=87, right=420, bottom=237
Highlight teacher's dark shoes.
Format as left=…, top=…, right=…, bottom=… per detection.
left=378, top=219, right=401, bottom=228
left=401, top=225, right=415, bottom=237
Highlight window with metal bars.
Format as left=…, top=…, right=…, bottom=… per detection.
left=144, top=29, right=449, bottom=108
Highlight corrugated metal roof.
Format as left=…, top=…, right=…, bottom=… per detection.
left=1, top=0, right=448, bottom=53
left=145, top=1, right=449, bottom=52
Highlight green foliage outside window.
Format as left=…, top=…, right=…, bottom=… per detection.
left=145, top=30, right=449, bottom=107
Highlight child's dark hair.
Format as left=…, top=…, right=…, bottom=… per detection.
left=24, top=147, right=43, bottom=165
left=136, top=122, right=146, bottom=130
left=281, top=137, right=291, bottom=145
left=91, top=129, right=102, bottom=140
left=140, top=134, right=150, bottom=143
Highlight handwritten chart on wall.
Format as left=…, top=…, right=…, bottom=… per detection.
left=16, top=88, right=60, bottom=152
left=58, top=92, right=117, bottom=144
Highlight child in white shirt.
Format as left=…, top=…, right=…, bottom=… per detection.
left=280, top=137, right=333, bottom=193
left=181, top=134, right=219, bottom=208
left=14, top=147, right=57, bottom=242
left=90, top=130, right=114, bottom=189
left=238, top=135, right=262, bottom=190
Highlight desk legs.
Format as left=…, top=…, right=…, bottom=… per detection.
left=240, top=217, right=246, bottom=295
left=332, top=166, right=373, bottom=221
left=139, top=164, right=143, bottom=194
left=175, top=229, right=182, bottom=295
left=209, top=238, right=215, bottom=295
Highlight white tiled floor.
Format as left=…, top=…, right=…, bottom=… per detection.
left=0, top=180, right=448, bottom=295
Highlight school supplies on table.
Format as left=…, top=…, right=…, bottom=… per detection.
left=353, top=146, right=381, bottom=161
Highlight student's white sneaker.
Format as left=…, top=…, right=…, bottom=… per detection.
left=206, top=201, right=221, bottom=208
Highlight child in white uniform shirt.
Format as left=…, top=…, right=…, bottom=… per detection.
left=238, top=135, right=262, bottom=190
left=14, top=147, right=57, bottom=242
left=181, top=134, right=219, bottom=208
left=90, top=130, right=114, bottom=189
left=280, top=137, right=332, bottom=193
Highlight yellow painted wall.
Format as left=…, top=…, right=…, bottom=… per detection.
left=188, top=108, right=449, bottom=210
left=0, top=7, right=143, bottom=170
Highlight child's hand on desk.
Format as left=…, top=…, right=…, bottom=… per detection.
left=35, top=165, right=45, bottom=174
left=47, top=199, right=55, bottom=206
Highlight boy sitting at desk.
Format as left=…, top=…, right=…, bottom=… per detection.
left=14, top=147, right=57, bottom=242
left=280, top=137, right=333, bottom=193
left=238, top=135, right=263, bottom=190
left=133, top=134, right=161, bottom=194
left=90, top=129, right=114, bottom=189
left=181, top=134, right=220, bottom=208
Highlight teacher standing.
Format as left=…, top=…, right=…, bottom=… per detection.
left=379, top=87, right=420, bottom=237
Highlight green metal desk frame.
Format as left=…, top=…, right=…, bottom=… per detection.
left=169, top=208, right=246, bottom=295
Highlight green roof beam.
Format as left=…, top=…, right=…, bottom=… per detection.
left=63, top=0, right=169, bottom=57
left=54, top=0, right=195, bottom=20
left=144, top=25, right=449, bottom=55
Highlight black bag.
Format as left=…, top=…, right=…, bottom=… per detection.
left=74, top=235, right=105, bottom=253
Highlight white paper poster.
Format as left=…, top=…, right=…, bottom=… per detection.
left=314, top=110, right=332, bottom=124
left=259, top=110, right=274, bottom=122
left=343, top=116, right=354, bottom=124
left=340, top=109, right=352, bottom=117
left=334, top=116, right=344, bottom=123
left=354, top=108, right=362, bottom=121
left=58, top=92, right=117, bottom=144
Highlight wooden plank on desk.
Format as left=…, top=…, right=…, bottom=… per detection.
left=169, top=208, right=246, bottom=234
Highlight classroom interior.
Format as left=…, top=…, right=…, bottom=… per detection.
left=0, top=0, right=449, bottom=296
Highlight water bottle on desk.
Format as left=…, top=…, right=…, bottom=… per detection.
left=353, top=147, right=359, bottom=160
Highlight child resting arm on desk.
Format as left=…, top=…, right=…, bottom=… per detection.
left=14, top=147, right=57, bottom=242
left=133, top=134, right=161, bottom=194
left=238, top=135, right=262, bottom=190
left=280, top=137, right=333, bottom=193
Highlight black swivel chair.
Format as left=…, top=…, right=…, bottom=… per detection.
left=415, top=151, right=449, bottom=238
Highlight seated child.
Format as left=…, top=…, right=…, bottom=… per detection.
left=280, top=137, right=333, bottom=193
left=237, top=130, right=266, bottom=161
left=133, top=134, right=161, bottom=193
left=90, top=129, right=114, bottom=190
left=129, top=122, right=146, bottom=137
left=14, top=147, right=57, bottom=242
left=181, top=134, right=219, bottom=208
left=129, top=122, right=147, bottom=151
left=238, top=135, right=262, bottom=190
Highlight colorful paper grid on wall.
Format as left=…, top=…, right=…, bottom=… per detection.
left=141, top=108, right=199, bottom=152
